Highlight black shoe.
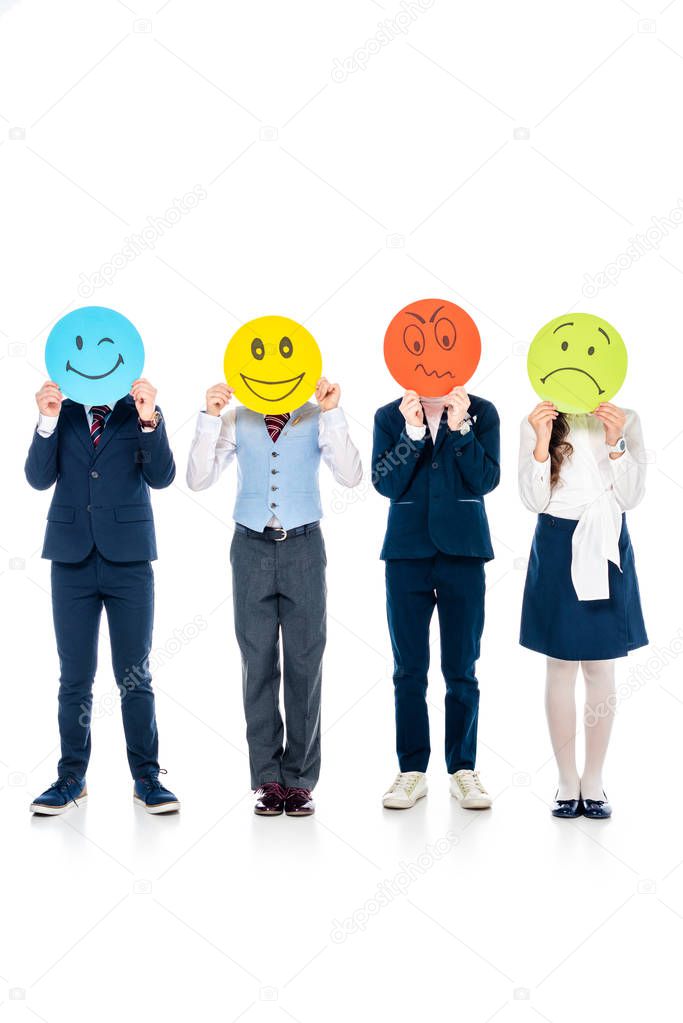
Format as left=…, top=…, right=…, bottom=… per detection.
left=551, top=791, right=583, bottom=819
left=582, top=793, right=612, bottom=819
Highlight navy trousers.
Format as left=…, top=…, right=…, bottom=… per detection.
left=51, top=549, right=159, bottom=780
left=385, top=554, right=485, bottom=774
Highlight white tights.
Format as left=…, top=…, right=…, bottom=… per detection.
left=545, top=657, right=616, bottom=801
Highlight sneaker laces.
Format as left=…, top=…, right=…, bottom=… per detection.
left=456, top=770, right=487, bottom=796
left=49, top=776, right=82, bottom=807
left=389, top=772, right=421, bottom=795
left=140, top=768, right=168, bottom=792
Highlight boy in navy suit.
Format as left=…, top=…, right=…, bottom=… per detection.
left=372, top=385, right=500, bottom=810
left=25, top=378, right=180, bottom=815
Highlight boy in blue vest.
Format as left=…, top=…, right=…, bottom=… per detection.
left=26, top=378, right=180, bottom=815
left=187, top=378, right=362, bottom=816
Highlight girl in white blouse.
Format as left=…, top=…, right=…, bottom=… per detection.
left=519, top=401, right=648, bottom=820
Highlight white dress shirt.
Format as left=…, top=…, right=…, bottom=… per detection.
left=518, top=411, right=646, bottom=601
left=186, top=405, right=363, bottom=528
left=36, top=403, right=154, bottom=438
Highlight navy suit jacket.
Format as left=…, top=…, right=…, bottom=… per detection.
left=372, top=394, right=500, bottom=561
left=25, top=396, right=176, bottom=563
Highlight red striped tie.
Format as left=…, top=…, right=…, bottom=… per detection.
left=90, top=405, right=111, bottom=447
left=264, top=412, right=290, bottom=443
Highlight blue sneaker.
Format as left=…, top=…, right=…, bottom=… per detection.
left=133, top=770, right=180, bottom=814
left=30, top=776, right=87, bottom=815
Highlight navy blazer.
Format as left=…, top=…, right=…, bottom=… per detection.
left=372, top=394, right=500, bottom=561
left=25, top=396, right=176, bottom=563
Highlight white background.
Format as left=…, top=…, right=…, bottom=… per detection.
left=1, top=1, right=683, bottom=1020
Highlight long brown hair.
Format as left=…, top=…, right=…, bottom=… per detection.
left=550, top=412, right=573, bottom=487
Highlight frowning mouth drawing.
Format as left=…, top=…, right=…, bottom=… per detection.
left=540, top=366, right=604, bottom=394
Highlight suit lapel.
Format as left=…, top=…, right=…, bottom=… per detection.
left=93, top=398, right=135, bottom=460
left=62, top=401, right=94, bottom=459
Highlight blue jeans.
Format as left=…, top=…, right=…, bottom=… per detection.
left=51, top=549, right=159, bottom=779
left=385, top=554, right=485, bottom=774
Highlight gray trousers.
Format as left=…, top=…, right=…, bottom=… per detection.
left=230, top=524, right=327, bottom=790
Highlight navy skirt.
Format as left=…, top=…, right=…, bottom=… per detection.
left=520, top=513, right=648, bottom=661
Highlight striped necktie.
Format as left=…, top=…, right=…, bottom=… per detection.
left=90, top=405, right=111, bottom=447
left=264, top=412, right=290, bottom=443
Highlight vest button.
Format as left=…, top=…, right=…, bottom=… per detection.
left=271, top=502, right=278, bottom=508
left=91, top=470, right=99, bottom=479
left=271, top=469, right=279, bottom=475
left=271, top=486, right=279, bottom=491
left=272, top=452, right=279, bottom=458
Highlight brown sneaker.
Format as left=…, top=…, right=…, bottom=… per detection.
left=254, top=782, right=286, bottom=816
left=284, top=787, right=315, bottom=817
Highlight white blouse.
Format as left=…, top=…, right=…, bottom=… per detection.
left=518, top=411, right=646, bottom=601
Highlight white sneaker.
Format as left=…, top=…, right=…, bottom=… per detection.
left=382, top=771, right=427, bottom=810
left=450, top=770, right=492, bottom=809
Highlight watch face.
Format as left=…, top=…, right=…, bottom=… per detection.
left=618, top=439, right=626, bottom=451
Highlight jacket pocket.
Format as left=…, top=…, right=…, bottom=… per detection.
left=114, top=505, right=153, bottom=523
left=47, top=505, right=75, bottom=524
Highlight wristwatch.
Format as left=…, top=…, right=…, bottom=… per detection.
left=456, top=413, right=473, bottom=436
left=607, top=436, right=626, bottom=455
left=138, top=410, right=162, bottom=430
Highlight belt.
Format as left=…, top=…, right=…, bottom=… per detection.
left=234, top=521, right=320, bottom=542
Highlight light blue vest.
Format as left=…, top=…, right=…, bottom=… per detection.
left=233, top=402, right=323, bottom=531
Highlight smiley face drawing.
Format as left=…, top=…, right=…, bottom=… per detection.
left=383, top=298, right=481, bottom=397
left=527, top=313, right=628, bottom=414
left=45, top=306, right=145, bottom=405
left=224, top=315, right=322, bottom=414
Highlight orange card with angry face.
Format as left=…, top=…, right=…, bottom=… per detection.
left=383, top=298, right=481, bottom=397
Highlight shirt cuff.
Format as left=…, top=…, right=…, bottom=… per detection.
left=406, top=423, right=427, bottom=441
left=197, top=410, right=223, bottom=434
left=319, top=406, right=347, bottom=429
left=36, top=413, right=59, bottom=438
left=531, top=452, right=550, bottom=480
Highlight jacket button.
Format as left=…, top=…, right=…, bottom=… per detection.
left=86, top=505, right=91, bottom=512
left=455, top=451, right=462, bottom=458
left=432, top=461, right=438, bottom=469
left=90, top=470, right=99, bottom=479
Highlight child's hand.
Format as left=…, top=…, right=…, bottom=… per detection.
left=316, top=377, right=340, bottom=411
left=205, top=383, right=233, bottom=416
left=593, top=402, right=626, bottom=448
left=528, top=401, right=557, bottom=460
left=35, top=381, right=63, bottom=417
left=399, top=390, right=424, bottom=428
left=131, top=379, right=158, bottom=421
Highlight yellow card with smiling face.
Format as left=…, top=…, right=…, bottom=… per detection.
left=224, top=316, right=322, bottom=415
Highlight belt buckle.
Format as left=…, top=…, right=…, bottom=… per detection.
left=273, top=527, right=287, bottom=542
